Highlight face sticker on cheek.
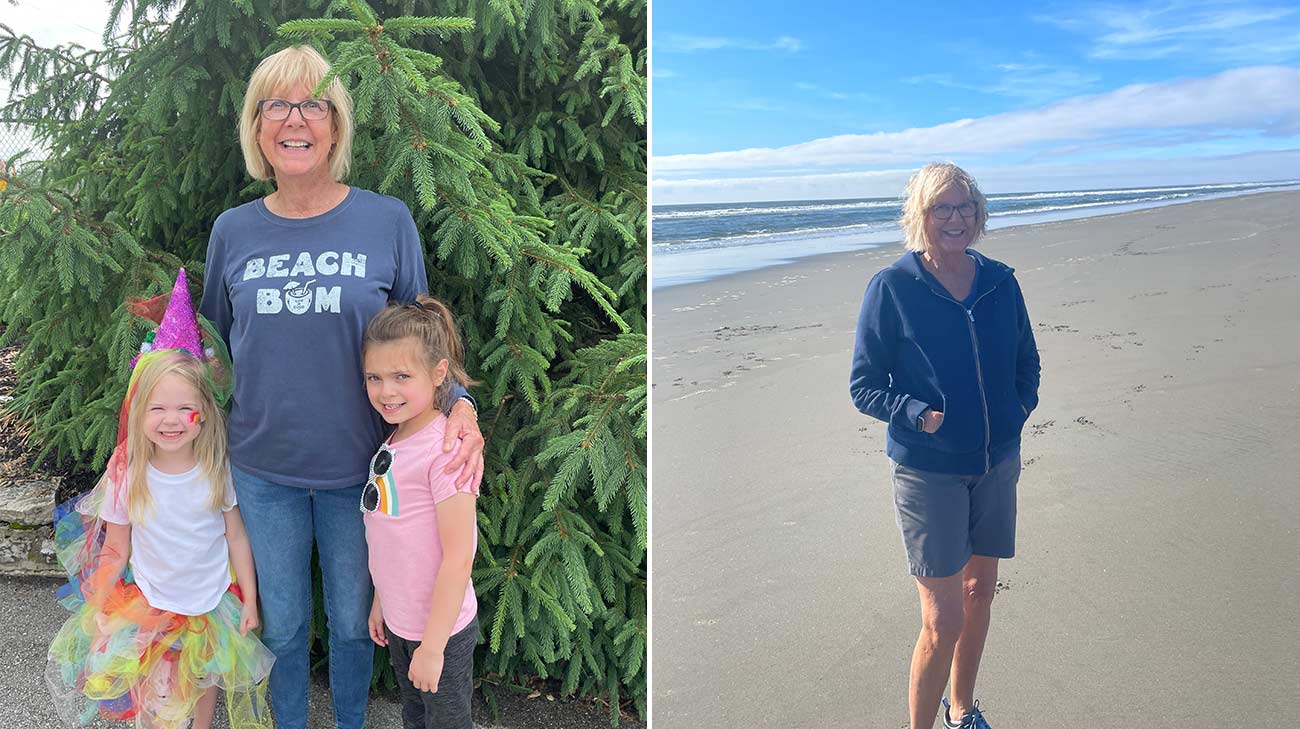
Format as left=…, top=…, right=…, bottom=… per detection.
left=188, top=411, right=202, bottom=425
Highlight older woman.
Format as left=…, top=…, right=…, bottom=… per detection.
left=849, top=163, right=1039, bottom=729
left=199, top=46, right=484, bottom=729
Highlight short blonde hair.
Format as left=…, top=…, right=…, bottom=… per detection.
left=899, top=162, right=989, bottom=253
left=239, top=46, right=354, bottom=182
left=125, top=351, right=229, bottom=524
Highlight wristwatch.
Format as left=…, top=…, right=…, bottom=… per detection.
left=917, top=410, right=928, bottom=432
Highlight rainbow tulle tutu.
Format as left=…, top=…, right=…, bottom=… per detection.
left=46, top=484, right=274, bottom=729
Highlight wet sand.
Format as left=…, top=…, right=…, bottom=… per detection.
left=650, top=191, right=1300, bottom=728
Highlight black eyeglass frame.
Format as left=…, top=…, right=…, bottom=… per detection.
left=257, top=98, right=335, bottom=122
left=928, top=201, right=979, bottom=221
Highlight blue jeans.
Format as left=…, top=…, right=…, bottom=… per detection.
left=231, top=466, right=374, bottom=729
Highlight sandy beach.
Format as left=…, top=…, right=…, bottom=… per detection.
left=650, top=191, right=1300, bottom=728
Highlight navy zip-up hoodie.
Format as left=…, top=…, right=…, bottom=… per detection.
left=850, top=250, right=1040, bottom=475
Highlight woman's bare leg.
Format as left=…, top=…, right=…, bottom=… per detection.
left=910, top=573, right=965, bottom=729
left=947, top=555, right=999, bottom=719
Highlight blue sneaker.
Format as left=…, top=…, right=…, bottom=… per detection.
left=941, top=698, right=991, bottom=729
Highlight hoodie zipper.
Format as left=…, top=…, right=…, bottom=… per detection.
left=928, top=285, right=997, bottom=473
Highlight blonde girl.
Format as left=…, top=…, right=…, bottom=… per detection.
left=47, top=272, right=273, bottom=729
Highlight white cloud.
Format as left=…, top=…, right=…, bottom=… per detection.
left=1037, top=1, right=1300, bottom=62
left=654, top=66, right=1300, bottom=176
left=794, top=81, right=878, bottom=103
left=652, top=168, right=913, bottom=205
left=905, top=64, right=1099, bottom=103
left=657, top=34, right=801, bottom=53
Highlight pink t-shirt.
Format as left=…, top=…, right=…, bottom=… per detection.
left=363, top=414, right=480, bottom=641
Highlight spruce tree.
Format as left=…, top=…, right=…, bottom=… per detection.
left=0, top=0, right=645, bottom=720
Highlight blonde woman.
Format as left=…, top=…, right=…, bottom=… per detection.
left=199, top=46, right=484, bottom=729
left=849, top=163, right=1040, bottom=729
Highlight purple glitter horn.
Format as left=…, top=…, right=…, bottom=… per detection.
left=151, top=268, right=204, bottom=358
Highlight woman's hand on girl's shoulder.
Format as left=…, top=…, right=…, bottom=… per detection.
left=441, top=399, right=485, bottom=489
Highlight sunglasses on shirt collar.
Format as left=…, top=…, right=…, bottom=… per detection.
left=360, top=443, right=395, bottom=514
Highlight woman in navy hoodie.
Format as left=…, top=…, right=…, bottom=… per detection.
left=850, top=163, right=1039, bottom=729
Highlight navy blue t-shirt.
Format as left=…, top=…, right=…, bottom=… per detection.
left=200, top=187, right=463, bottom=489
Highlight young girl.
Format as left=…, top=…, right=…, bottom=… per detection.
left=47, top=270, right=273, bottom=729
left=361, top=295, right=481, bottom=729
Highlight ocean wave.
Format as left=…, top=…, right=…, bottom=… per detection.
left=653, top=199, right=899, bottom=220
left=655, top=221, right=891, bottom=246
left=989, top=182, right=1276, bottom=203
left=993, top=193, right=1196, bottom=216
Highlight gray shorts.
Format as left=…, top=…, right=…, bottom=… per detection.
left=890, top=454, right=1020, bottom=578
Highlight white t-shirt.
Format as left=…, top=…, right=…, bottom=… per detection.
left=100, top=463, right=237, bottom=616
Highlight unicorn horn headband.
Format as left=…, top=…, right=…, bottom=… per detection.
left=132, top=268, right=206, bottom=366
left=123, top=266, right=231, bottom=409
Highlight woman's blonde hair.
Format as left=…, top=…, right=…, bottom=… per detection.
left=899, top=162, right=990, bottom=253
left=238, top=45, right=354, bottom=182
left=362, top=295, right=476, bottom=412
left=125, top=351, right=229, bottom=523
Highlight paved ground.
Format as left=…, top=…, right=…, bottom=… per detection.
left=2, top=575, right=630, bottom=728
left=1, top=575, right=406, bottom=728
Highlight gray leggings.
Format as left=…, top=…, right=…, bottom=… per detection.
left=384, top=618, right=478, bottom=729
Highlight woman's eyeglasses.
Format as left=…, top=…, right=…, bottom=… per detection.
left=258, top=98, right=334, bottom=122
left=360, top=444, right=395, bottom=513
left=929, top=202, right=978, bottom=220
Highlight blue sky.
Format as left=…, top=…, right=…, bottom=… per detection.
left=652, top=0, right=1300, bottom=203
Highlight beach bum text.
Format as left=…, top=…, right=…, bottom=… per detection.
left=243, top=251, right=366, bottom=315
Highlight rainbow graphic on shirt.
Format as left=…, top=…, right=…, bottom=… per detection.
left=370, top=470, right=399, bottom=516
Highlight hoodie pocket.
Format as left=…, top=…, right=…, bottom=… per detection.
left=928, top=401, right=984, bottom=454
left=895, top=394, right=982, bottom=455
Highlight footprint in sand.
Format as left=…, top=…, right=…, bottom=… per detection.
left=783, top=323, right=824, bottom=334
left=712, top=325, right=773, bottom=341
left=1038, top=323, right=1078, bottom=333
